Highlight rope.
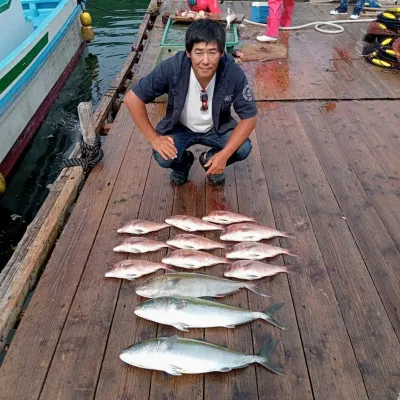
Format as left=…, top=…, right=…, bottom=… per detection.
left=61, top=135, right=104, bottom=173
left=243, top=17, right=376, bottom=34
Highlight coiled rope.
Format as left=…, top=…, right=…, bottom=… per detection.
left=243, top=17, right=376, bottom=34
left=61, top=135, right=104, bottom=173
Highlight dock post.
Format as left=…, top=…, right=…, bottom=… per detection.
left=78, top=102, right=96, bottom=146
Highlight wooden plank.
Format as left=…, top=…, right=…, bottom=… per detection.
left=94, top=105, right=176, bottom=400
left=346, top=101, right=400, bottom=187
left=305, top=6, right=393, bottom=99
left=203, top=163, right=258, bottom=400
left=234, top=131, right=313, bottom=399
left=274, top=102, right=400, bottom=399
left=0, top=106, right=135, bottom=400
left=37, top=105, right=161, bottom=400
left=148, top=146, right=205, bottom=400
left=319, top=101, right=400, bottom=248
left=0, top=166, right=83, bottom=351
left=297, top=101, right=400, bottom=338
left=256, top=102, right=368, bottom=399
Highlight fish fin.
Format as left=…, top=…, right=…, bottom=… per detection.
left=174, top=323, right=190, bottom=332
left=162, top=371, right=169, bottom=380
left=126, top=274, right=138, bottom=281
left=246, top=282, right=271, bottom=297
left=163, top=265, right=176, bottom=272
left=284, top=264, right=300, bottom=274
left=262, top=303, right=288, bottom=330
left=164, top=365, right=183, bottom=376
left=244, top=274, right=260, bottom=280
left=218, top=367, right=232, bottom=372
left=257, top=336, right=284, bottom=376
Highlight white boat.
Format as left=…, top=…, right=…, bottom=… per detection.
left=0, top=0, right=86, bottom=179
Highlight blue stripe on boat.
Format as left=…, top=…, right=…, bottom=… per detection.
left=0, top=4, right=81, bottom=117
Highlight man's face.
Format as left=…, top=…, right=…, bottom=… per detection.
left=187, top=41, right=222, bottom=81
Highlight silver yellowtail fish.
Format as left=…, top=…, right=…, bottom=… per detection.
left=105, top=260, right=174, bottom=280
left=135, top=272, right=271, bottom=298
left=117, top=219, right=169, bottom=235
left=220, top=223, right=295, bottom=242
left=226, top=242, right=297, bottom=260
left=120, top=335, right=284, bottom=376
left=134, top=296, right=287, bottom=330
left=113, top=237, right=171, bottom=254
left=166, top=234, right=226, bottom=250
left=202, top=210, right=256, bottom=225
left=162, top=249, right=229, bottom=269
left=165, top=215, right=222, bottom=232
left=225, top=260, right=299, bottom=280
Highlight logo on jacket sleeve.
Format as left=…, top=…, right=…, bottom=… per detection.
left=242, top=84, right=253, bottom=101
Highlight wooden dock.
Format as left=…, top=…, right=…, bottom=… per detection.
left=1, top=1, right=400, bottom=399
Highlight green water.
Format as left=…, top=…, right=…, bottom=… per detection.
left=0, top=0, right=148, bottom=271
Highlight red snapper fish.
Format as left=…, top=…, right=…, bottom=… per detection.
left=220, top=223, right=295, bottom=242
left=105, top=260, right=174, bottom=280
left=202, top=210, right=256, bottom=225
left=166, top=234, right=226, bottom=250
left=226, top=242, right=297, bottom=260
left=165, top=215, right=222, bottom=232
left=225, top=260, right=299, bottom=280
left=117, top=219, right=169, bottom=235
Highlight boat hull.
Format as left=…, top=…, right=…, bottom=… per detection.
left=0, top=4, right=84, bottom=178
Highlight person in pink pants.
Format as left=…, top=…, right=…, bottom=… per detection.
left=187, top=0, right=221, bottom=14
left=256, top=0, right=295, bottom=42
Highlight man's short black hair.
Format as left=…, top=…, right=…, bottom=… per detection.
left=185, top=19, right=226, bottom=54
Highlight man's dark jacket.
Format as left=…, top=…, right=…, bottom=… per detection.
left=132, top=51, right=257, bottom=134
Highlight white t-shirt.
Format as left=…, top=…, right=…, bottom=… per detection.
left=179, top=68, right=216, bottom=133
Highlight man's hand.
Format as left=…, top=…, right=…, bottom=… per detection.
left=151, top=135, right=177, bottom=160
left=204, top=151, right=229, bottom=175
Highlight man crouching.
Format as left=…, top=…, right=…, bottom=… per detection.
left=124, top=19, right=257, bottom=186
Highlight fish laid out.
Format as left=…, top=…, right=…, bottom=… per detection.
left=120, top=335, right=284, bottom=376
left=113, top=237, right=171, bottom=254
left=165, top=215, right=222, bottom=232
left=134, top=296, right=287, bottom=330
left=225, top=261, right=299, bottom=280
left=220, top=223, right=295, bottom=242
left=225, top=7, right=237, bottom=31
left=135, top=272, right=271, bottom=298
left=166, top=234, right=226, bottom=250
left=117, top=219, right=169, bottom=235
left=226, top=242, right=297, bottom=260
left=202, top=210, right=256, bottom=225
left=162, top=250, right=229, bottom=269
left=105, top=260, right=174, bottom=280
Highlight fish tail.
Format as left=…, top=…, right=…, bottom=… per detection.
left=163, top=265, right=175, bottom=272
left=262, top=303, right=287, bottom=330
left=284, top=248, right=299, bottom=257
left=256, top=336, right=284, bottom=375
left=246, top=282, right=271, bottom=297
left=284, top=264, right=300, bottom=274
left=281, top=231, right=296, bottom=239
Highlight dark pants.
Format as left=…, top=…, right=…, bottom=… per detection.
left=153, top=124, right=252, bottom=172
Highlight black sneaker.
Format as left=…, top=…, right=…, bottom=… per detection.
left=330, top=7, right=348, bottom=15
left=199, top=152, right=226, bottom=186
left=170, top=150, right=194, bottom=186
